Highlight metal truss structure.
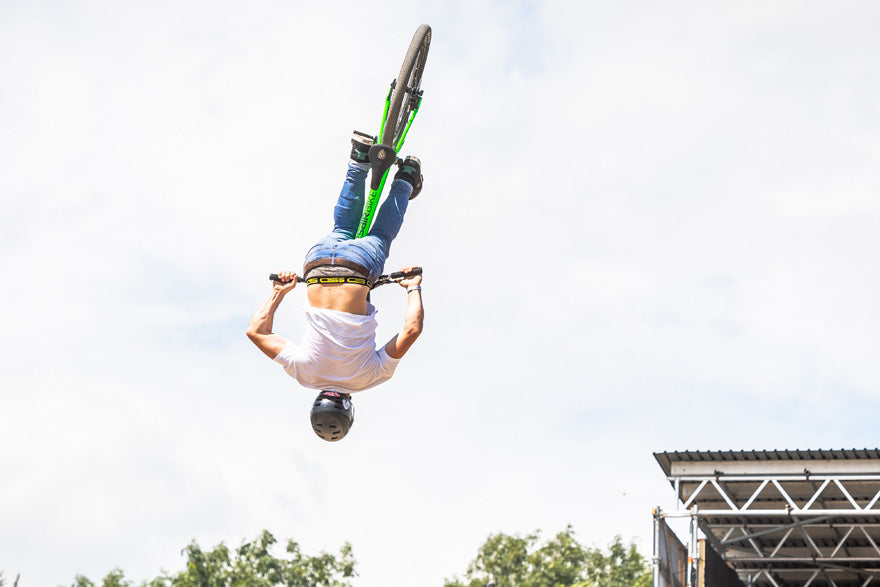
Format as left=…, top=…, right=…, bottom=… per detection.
left=653, top=449, right=880, bottom=587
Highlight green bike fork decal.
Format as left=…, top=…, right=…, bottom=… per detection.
left=356, top=173, right=390, bottom=238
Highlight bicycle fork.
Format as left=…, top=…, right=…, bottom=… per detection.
left=355, top=84, right=423, bottom=238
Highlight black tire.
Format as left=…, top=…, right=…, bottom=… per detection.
left=382, top=24, right=431, bottom=149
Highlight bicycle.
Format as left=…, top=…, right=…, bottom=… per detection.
left=269, top=24, right=431, bottom=289
left=356, top=23, right=432, bottom=237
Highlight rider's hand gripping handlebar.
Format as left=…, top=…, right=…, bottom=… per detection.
left=268, top=274, right=305, bottom=283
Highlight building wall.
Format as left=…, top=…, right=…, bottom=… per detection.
left=699, top=540, right=746, bottom=587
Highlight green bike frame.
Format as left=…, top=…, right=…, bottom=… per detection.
left=354, top=88, right=422, bottom=238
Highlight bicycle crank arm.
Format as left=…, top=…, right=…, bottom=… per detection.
left=368, top=144, right=399, bottom=191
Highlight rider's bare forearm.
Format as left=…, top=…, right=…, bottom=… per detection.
left=403, top=291, right=424, bottom=337
left=247, top=290, right=286, bottom=337
left=384, top=290, right=424, bottom=359
left=246, top=289, right=293, bottom=359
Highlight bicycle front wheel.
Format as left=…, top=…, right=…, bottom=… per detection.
left=382, top=24, right=431, bottom=150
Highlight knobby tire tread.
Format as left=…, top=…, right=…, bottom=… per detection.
left=382, top=24, right=431, bottom=148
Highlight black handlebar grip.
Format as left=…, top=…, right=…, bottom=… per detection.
left=388, top=267, right=423, bottom=279
left=269, top=273, right=305, bottom=283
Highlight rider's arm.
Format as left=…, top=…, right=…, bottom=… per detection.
left=246, top=272, right=298, bottom=359
left=384, top=268, right=424, bottom=360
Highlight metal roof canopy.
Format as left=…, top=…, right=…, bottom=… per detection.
left=653, top=449, right=880, bottom=587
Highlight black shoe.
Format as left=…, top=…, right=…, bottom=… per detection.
left=394, top=156, right=423, bottom=200
left=350, top=131, right=375, bottom=164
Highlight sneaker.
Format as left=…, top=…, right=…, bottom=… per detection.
left=350, top=131, right=375, bottom=164
left=394, top=156, right=423, bottom=200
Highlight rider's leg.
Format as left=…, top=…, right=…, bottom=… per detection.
left=368, top=178, right=411, bottom=243
left=326, top=131, right=375, bottom=238
left=306, top=146, right=418, bottom=279
left=303, top=145, right=370, bottom=268
left=329, top=162, right=369, bottom=240
left=352, top=170, right=417, bottom=275
left=366, top=156, right=421, bottom=247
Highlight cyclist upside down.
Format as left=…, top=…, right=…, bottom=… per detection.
left=246, top=132, right=424, bottom=441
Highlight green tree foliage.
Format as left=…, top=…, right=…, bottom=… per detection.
left=70, top=569, right=130, bottom=587
left=68, top=530, right=355, bottom=587
left=444, top=527, right=650, bottom=587
left=583, top=538, right=651, bottom=587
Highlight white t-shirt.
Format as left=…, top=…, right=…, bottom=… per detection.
left=273, top=302, right=400, bottom=393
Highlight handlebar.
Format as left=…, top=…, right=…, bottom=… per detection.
left=269, top=267, right=422, bottom=289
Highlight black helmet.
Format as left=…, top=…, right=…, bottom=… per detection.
left=310, top=391, right=355, bottom=441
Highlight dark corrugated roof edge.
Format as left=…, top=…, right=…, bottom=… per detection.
left=654, top=449, right=880, bottom=476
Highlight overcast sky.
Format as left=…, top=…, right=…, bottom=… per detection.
left=2, top=1, right=880, bottom=585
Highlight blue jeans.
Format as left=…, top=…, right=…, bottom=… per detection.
left=305, top=162, right=413, bottom=280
